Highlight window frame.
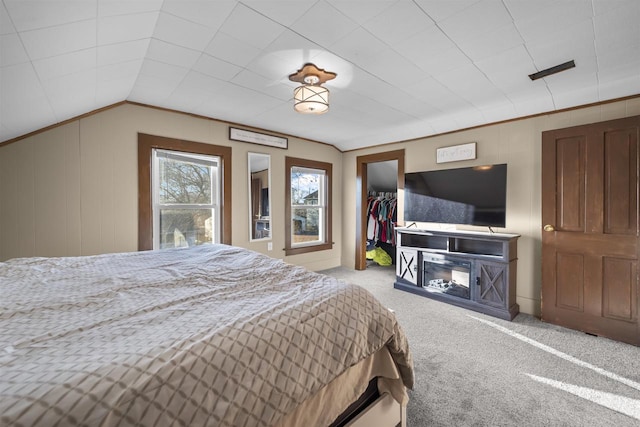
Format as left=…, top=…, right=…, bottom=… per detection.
left=152, top=149, right=220, bottom=249
left=285, top=156, right=332, bottom=255
left=138, top=133, right=232, bottom=251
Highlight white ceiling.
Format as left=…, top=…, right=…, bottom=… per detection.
left=1, top=0, right=639, bottom=151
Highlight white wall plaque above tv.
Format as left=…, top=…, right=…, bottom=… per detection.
left=436, top=142, right=476, bottom=163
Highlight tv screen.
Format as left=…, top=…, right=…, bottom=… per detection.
left=404, top=164, right=507, bottom=228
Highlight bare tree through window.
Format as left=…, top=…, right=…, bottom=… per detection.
left=154, top=150, right=220, bottom=249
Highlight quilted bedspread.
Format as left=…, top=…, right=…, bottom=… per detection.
left=0, top=244, right=413, bottom=427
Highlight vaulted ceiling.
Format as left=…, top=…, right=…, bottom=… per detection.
left=1, top=0, right=639, bottom=151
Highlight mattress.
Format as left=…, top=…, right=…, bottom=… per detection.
left=0, top=244, right=413, bottom=426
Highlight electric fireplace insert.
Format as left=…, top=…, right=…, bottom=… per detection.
left=422, top=254, right=471, bottom=299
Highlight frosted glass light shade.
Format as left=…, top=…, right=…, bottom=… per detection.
left=293, top=84, right=329, bottom=114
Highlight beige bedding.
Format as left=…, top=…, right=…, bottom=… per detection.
left=0, top=244, right=413, bottom=427
left=276, top=346, right=406, bottom=427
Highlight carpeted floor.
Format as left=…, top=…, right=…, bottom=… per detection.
left=320, top=264, right=640, bottom=427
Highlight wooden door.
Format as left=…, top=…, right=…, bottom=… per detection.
left=541, top=116, right=639, bottom=346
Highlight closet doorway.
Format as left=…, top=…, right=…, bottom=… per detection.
left=356, top=150, right=405, bottom=270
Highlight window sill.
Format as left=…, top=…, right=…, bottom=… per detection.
left=285, top=242, right=333, bottom=256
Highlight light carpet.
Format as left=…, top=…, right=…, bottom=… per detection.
left=320, top=264, right=640, bottom=427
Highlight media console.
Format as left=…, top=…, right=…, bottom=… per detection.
left=394, top=227, right=520, bottom=320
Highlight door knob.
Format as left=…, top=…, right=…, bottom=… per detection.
left=543, top=224, right=555, bottom=232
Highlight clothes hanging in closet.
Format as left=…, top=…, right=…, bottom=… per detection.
left=366, top=192, right=397, bottom=245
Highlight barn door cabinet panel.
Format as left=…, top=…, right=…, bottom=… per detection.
left=396, top=247, right=418, bottom=286
left=475, top=259, right=518, bottom=313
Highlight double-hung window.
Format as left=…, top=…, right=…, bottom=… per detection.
left=285, top=157, right=332, bottom=255
left=138, top=134, right=232, bottom=251
left=152, top=149, right=220, bottom=249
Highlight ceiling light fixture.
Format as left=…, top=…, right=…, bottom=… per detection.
left=288, top=63, right=337, bottom=114
left=528, top=60, right=576, bottom=81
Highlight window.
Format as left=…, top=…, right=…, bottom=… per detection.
left=138, top=134, right=231, bottom=251
left=153, top=149, right=220, bottom=249
left=285, top=157, right=332, bottom=255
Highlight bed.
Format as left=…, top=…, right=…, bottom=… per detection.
left=0, top=244, right=413, bottom=426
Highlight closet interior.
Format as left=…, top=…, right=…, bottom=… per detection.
left=365, top=160, right=399, bottom=267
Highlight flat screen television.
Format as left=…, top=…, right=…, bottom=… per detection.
left=404, top=164, right=507, bottom=228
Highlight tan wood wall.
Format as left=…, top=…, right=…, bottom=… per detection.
left=342, top=97, right=640, bottom=316
left=2, top=98, right=640, bottom=316
left=0, top=103, right=344, bottom=272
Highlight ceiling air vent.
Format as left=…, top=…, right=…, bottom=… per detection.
left=529, top=60, right=576, bottom=81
